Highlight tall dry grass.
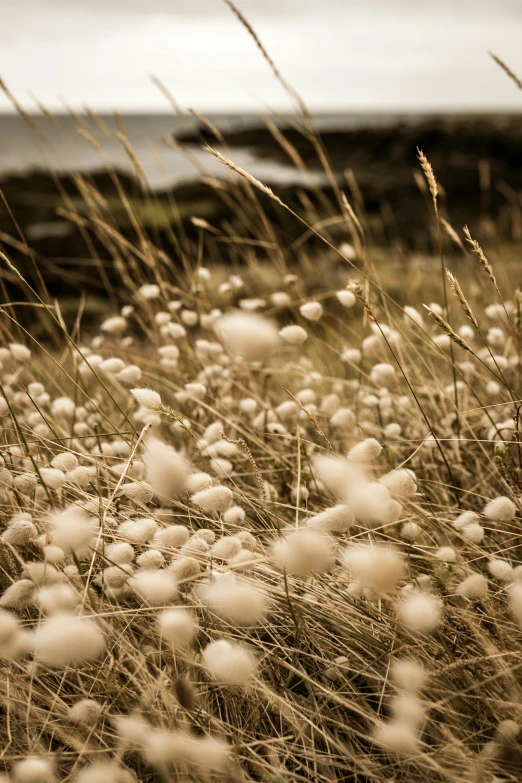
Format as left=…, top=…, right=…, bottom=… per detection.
left=0, top=17, right=522, bottom=783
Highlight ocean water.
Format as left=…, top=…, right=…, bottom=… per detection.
left=0, top=111, right=515, bottom=190
left=0, top=111, right=455, bottom=189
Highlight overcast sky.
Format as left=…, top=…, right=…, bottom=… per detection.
left=1, top=0, right=522, bottom=112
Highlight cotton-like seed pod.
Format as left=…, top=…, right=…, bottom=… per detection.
left=9, top=343, right=32, bottom=362
left=118, top=517, right=158, bottom=544
left=312, top=453, right=360, bottom=498
left=23, top=561, right=63, bottom=587
left=14, top=473, right=38, bottom=494
left=154, top=525, right=190, bottom=548
left=279, top=324, right=308, bottom=345
left=235, top=530, right=256, bottom=551
left=435, top=546, right=457, bottom=563
left=496, top=719, right=520, bottom=743
left=390, top=658, right=427, bottom=692
left=50, top=452, right=78, bottom=472
left=399, top=592, right=443, bottom=634
left=222, top=505, right=245, bottom=525
left=130, top=388, right=162, bottom=410
left=510, top=583, right=522, bottom=624
left=136, top=549, right=165, bottom=570
left=207, top=457, right=232, bottom=479
left=168, top=556, right=201, bottom=583
left=101, top=315, right=127, bottom=334
left=336, top=289, right=356, bottom=307
left=456, top=573, right=488, bottom=600
left=139, top=283, right=160, bottom=299
left=373, top=720, right=419, bottom=755
left=198, top=581, right=268, bottom=626
left=105, top=542, right=135, bottom=565
left=12, top=757, right=55, bottom=783
left=0, top=579, right=36, bottom=610
left=68, top=698, right=103, bottom=725
left=158, top=607, right=198, bottom=648
left=299, top=301, right=323, bottom=321
left=348, top=438, right=382, bottom=464
left=214, top=312, right=279, bottom=361
left=452, top=510, right=479, bottom=530
left=488, top=558, right=514, bottom=582
left=330, top=407, right=356, bottom=430
left=181, top=537, right=209, bottom=556
left=389, top=694, right=425, bottom=729
left=210, top=536, right=242, bottom=560
left=49, top=507, right=99, bottom=554
left=100, top=564, right=133, bottom=591
left=191, top=485, right=233, bottom=513
left=370, top=362, right=395, bottom=387
left=483, top=496, right=516, bottom=522
left=380, top=469, right=417, bottom=498
left=65, top=466, right=91, bottom=488
left=37, top=584, right=79, bottom=615
left=99, top=357, right=126, bottom=374
left=142, top=436, right=189, bottom=499
left=129, top=570, right=178, bottom=605
left=461, top=522, right=485, bottom=543
left=119, top=482, right=154, bottom=505
left=117, top=365, right=142, bottom=384
left=2, top=518, right=38, bottom=546
left=73, top=763, right=136, bottom=783
left=33, top=614, right=105, bottom=667
left=400, top=521, right=422, bottom=541
left=344, top=545, right=404, bottom=594
left=0, top=609, right=27, bottom=660
left=273, top=529, right=333, bottom=576
left=306, top=504, right=354, bottom=533
left=202, top=639, right=256, bottom=684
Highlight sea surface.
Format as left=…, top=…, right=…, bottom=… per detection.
left=0, top=111, right=518, bottom=190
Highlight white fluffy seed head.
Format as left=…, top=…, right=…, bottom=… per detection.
left=49, top=508, right=99, bottom=554
left=105, top=542, right=135, bottom=565
left=202, top=639, right=256, bottom=684
left=158, top=608, right=198, bottom=648
left=399, top=592, right=443, bottom=634
left=483, top=496, right=516, bottom=522
left=488, top=558, right=514, bottom=582
left=380, top=469, right=417, bottom=498
left=37, top=584, right=79, bottom=615
left=186, top=472, right=213, bottom=493
left=373, top=720, right=419, bottom=755
left=191, top=485, right=233, bottom=513
left=130, top=388, right=162, bottom=410
left=435, top=546, right=457, bottom=563
left=50, top=452, right=78, bottom=472
left=154, top=524, right=190, bottom=548
left=118, top=517, right=158, bottom=543
left=452, top=510, right=479, bottom=530
left=299, top=301, right=323, bottom=320
left=2, top=518, right=38, bottom=546
left=456, top=573, right=488, bottom=600
left=510, top=583, right=522, bottom=624
left=68, top=698, right=103, bottom=725
left=306, top=504, right=354, bottom=533
left=390, top=658, right=427, bottom=692
left=142, top=436, right=190, bottom=499
left=344, top=545, right=405, bottom=594
left=214, top=312, right=280, bottom=361
left=347, top=438, right=382, bottom=464
left=33, top=614, right=106, bottom=667
left=0, top=609, right=27, bottom=659
left=461, top=522, right=485, bottom=544
left=0, top=579, right=36, bottom=610
left=279, top=324, right=308, bottom=345
left=198, top=581, right=268, bottom=626
left=12, top=757, right=55, bottom=783
left=128, top=570, right=178, bottom=605
left=273, top=529, right=333, bottom=576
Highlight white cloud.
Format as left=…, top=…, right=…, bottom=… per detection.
left=1, top=0, right=521, bottom=111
